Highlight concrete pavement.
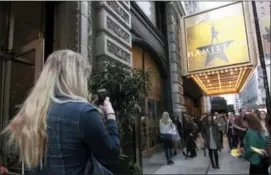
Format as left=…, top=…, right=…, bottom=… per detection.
left=143, top=137, right=250, bottom=174
left=208, top=149, right=249, bottom=174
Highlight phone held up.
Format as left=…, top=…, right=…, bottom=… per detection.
left=95, top=88, right=108, bottom=106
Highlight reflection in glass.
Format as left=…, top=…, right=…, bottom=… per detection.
left=9, top=51, right=35, bottom=120
left=136, top=1, right=156, bottom=26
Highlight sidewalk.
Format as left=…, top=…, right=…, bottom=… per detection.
left=208, top=137, right=249, bottom=174
left=142, top=151, right=167, bottom=174
left=151, top=149, right=210, bottom=174
left=143, top=137, right=250, bottom=174
left=208, top=149, right=249, bottom=174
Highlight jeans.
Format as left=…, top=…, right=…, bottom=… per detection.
left=238, top=132, right=245, bottom=147
left=162, top=134, right=173, bottom=162
left=220, top=131, right=223, bottom=148
left=227, top=133, right=238, bottom=150
left=209, top=149, right=219, bottom=167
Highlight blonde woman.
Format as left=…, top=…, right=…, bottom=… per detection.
left=159, top=112, right=175, bottom=165
left=2, top=50, right=120, bottom=175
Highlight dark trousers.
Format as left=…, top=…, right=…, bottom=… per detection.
left=162, top=135, right=173, bottom=162
left=227, top=132, right=238, bottom=150
left=249, top=162, right=268, bottom=175
left=238, top=132, right=245, bottom=147
left=209, top=149, right=219, bottom=167
left=189, top=150, right=197, bottom=157
left=220, top=131, right=223, bottom=148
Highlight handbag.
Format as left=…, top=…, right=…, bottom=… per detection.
left=84, top=154, right=113, bottom=175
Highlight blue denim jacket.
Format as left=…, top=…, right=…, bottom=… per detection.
left=31, top=98, right=120, bottom=175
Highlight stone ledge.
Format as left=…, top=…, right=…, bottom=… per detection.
left=119, top=1, right=130, bottom=10
left=96, top=9, right=131, bottom=48
left=95, top=33, right=132, bottom=67
left=98, top=1, right=131, bottom=28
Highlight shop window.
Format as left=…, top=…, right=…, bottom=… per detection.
left=135, top=1, right=167, bottom=36
left=136, top=1, right=156, bottom=26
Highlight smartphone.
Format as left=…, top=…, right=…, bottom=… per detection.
left=96, top=88, right=107, bottom=106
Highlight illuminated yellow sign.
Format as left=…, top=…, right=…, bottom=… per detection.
left=184, top=2, right=250, bottom=73
left=180, top=2, right=258, bottom=96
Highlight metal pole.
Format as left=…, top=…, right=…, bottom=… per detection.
left=252, top=1, right=271, bottom=118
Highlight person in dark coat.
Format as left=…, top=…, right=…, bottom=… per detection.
left=203, top=115, right=221, bottom=169
left=172, top=116, right=183, bottom=155
left=226, top=113, right=238, bottom=150
left=185, top=117, right=198, bottom=158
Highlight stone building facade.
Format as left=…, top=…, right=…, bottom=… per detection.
left=0, top=1, right=204, bottom=171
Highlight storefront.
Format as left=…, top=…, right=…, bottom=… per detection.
left=0, top=2, right=91, bottom=173
left=132, top=46, right=164, bottom=157
left=0, top=1, right=47, bottom=133
left=0, top=2, right=47, bottom=172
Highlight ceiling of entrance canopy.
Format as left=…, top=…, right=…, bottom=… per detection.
left=189, top=66, right=253, bottom=96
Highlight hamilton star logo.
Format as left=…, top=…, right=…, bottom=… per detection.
left=196, top=23, right=234, bottom=66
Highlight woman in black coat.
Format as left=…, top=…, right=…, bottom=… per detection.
left=186, top=118, right=198, bottom=157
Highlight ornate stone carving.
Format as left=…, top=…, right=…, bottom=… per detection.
left=107, top=40, right=131, bottom=64
left=120, top=1, right=130, bottom=9
left=87, top=1, right=92, bottom=62
left=106, top=16, right=130, bottom=45
left=106, top=1, right=130, bottom=26
left=66, top=1, right=80, bottom=52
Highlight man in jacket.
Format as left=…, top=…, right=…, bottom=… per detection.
left=215, top=113, right=226, bottom=149
left=233, top=109, right=247, bottom=148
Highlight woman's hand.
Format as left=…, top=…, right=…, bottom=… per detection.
left=259, top=149, right=268, bottom=156
left=100, top=97, right=116, bottom=120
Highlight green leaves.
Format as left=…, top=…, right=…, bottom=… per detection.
left=89, top=60, right=152, bottom=136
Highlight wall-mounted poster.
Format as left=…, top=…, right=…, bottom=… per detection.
left=183, top=2, right=250, bottom=73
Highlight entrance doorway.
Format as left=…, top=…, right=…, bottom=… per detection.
left=0, top=2, right=48, bottom=173
left=7, top=38, right=44, bottom=123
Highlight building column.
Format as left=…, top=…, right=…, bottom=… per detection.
left=94, top=1, right=132, bottom=69
left=166, top=2, right=186, bottom=122
left=54, top=1, right=92, bottom=62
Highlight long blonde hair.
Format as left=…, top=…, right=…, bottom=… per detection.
left=2, top=50, right=91, bottom=168
left=160, top=111, right=172, bottom=124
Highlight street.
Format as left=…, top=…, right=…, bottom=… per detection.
left=143, top=137, right=249, bottom=174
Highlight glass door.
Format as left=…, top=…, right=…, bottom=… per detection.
left=2, top=38, right=44, bottom=174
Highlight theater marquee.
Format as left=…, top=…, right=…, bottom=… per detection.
left=180, top=2, right=258, bottom=95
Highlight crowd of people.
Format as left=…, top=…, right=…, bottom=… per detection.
left=0, top=50, right=270, bottom=175
left=159, top=108, right=271, bottom=175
